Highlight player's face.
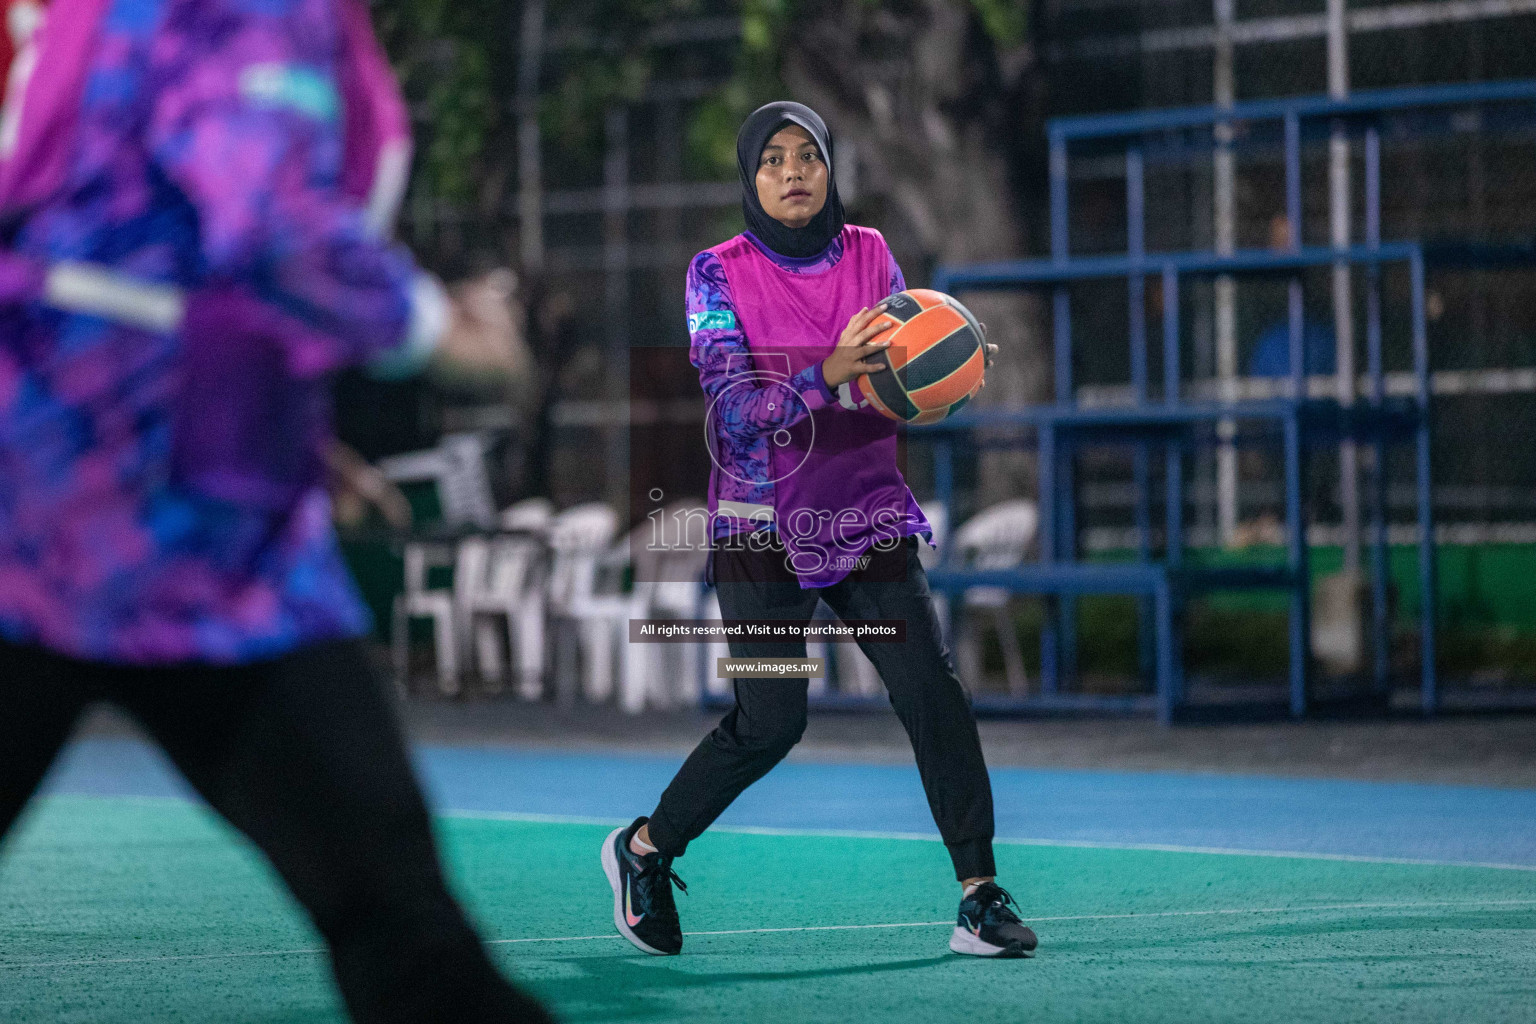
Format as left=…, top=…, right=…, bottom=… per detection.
left=755, top=125, right=828, bottom=229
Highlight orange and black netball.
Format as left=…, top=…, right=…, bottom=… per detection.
left=855, top=289, right=988, bottom=424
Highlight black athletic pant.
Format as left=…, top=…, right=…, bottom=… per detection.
left=647, top=535, right=997, bottom=881
left=0, top=638, right=547, bottom=1024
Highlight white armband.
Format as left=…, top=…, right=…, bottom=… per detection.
left=368, top=272, right=448, bottom=380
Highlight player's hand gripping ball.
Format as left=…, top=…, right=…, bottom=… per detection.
left=853, top=289, right=990, bottom=424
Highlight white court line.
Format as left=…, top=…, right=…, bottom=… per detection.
left=7, top=897, right=1535, bottom=970
left=35, top=798, right=1536, bottom=874
left=487, top=897, right=1536, bottom=944
left=441, top=809, right=1536, bottom=874
left=29, top=796, right=1536, bottom=873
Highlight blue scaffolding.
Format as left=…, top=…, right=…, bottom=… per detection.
left=925, top=245, right=1429, bottom=724
left=919, top=80, right=1536, bottom=723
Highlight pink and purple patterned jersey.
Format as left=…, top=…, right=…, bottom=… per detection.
left=688, top=227, right=932, bottom=587
left=0, top=0, right=426, bottom=664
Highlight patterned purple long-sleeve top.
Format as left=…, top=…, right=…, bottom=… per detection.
left=0, top=0, right=428, bottom=664
left=688, top=230, right=925, bottom=544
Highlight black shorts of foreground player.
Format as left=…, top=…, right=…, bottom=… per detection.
left=0, top=639, right=549, bottom=1024
left=603, top=535, right=1038, bottom=960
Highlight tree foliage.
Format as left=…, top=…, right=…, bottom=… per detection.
left=373, top=0, right=1049, bottom=445
left=372, top=0, right=1034, bottom=217
left=373, top=0, right=718, bottom=202
left=371, top=0, right=512, bottom=203
left=733, top=0, right=1047, bottom=427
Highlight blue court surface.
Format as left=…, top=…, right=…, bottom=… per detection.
left=37, top=735, right=1536, bottom=867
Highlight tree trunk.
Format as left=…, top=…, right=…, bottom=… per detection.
left=778, top=0, right=1048, bottom=508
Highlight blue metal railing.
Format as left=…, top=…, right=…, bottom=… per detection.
left=924, top=243, right=1435, bottom=720
left=904, top=82, right=1536, bottom=720
left=1046, top=79, right=1536, bottom=265
left=1048, top=80, right=1536, bottom=141
left=916, top=82, right=1536, bottom=718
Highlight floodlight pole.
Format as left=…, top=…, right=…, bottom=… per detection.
left=1329, top=0, right=1362, bottom=574
left=1213, top=0, right=1238, bottom=546
left=516, top=0, right=546, bottom=271
left=604, top=106, right=631, bottom=509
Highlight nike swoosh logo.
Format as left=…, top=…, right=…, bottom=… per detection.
left=961, top=914, right=981, bottom=937
left=626, top=886, right=644, bottom=928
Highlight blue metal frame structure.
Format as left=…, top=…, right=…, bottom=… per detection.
left=910, top=81, right=1536, bottom=723
left=925, top=244, right=1431, bottom=724
left=1045, top=80, right=1536, bottom=266
left=904, top=81, right=1536, bottom=721
left=704, top=81, right=1536, bottom=723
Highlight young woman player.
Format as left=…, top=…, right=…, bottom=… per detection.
left=601, top=101, right=1038, bottom=961
left=0, top=1, right=547, bottom=1020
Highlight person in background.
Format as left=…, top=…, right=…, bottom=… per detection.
left=511, top=272, right=581, bottom=502
left=1232, top=213, right=1339, bottom=548
left=333, top=263, right=536, bottom=509
left=1247, top=212, right=1339, bottom=381
left=328, top=440, right=414, bottom=532
left=0, top=1, right=549, bottom=1020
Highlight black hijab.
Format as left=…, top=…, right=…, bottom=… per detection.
left=736, top=101, right=846, bottom=259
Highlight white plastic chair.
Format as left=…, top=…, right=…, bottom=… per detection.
left=621, top=516, right=711, bottom=713
left=377, top=432, right=497, bottom=529
left=545, top=503, right=621, bottom=702
left=465, top=497, right=556, bottom=699
left=565, top=503, right=711, bottom=713
left=392, top=536, right=490, bottom=696
left=568, top=527, right=643, bottom=705
left=951, top=499, right=1038, bottom=696
left=382, top=433, right=497, bottom=695
left=500, top=496, right=554, bottom=532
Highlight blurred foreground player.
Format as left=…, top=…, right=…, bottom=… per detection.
left=601, top=102, right=1037, bottom=961
left=0, top=1, right=549, bottom=1020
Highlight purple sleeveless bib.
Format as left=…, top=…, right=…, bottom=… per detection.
left=714, top=226, right=918, bottom=586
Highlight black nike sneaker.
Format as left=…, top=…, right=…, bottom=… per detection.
left=950, top=882, right=1038, bottom=958
left=601, top=816, right=687, bottom=955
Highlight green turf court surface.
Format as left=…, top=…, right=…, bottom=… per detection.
left=2, top=795, right=1534, bottom=1023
